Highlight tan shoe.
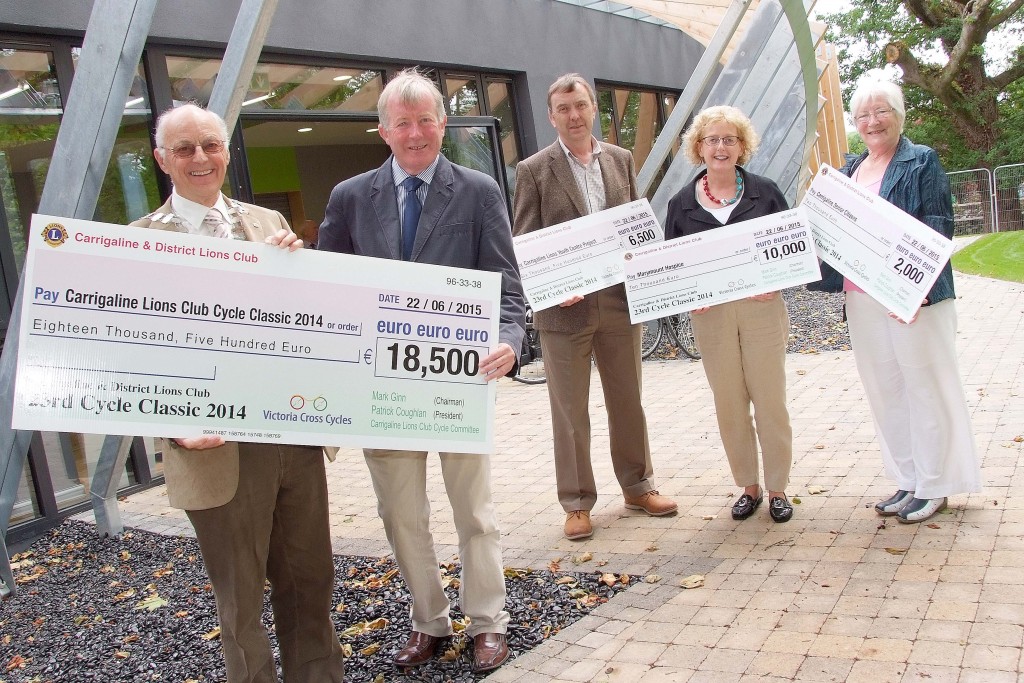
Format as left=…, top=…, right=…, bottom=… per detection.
left=564, top=510, right=593, bottom=540
left=624, top=490, right=678, bottom=516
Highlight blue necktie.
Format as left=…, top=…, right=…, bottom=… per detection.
left=401, top=176, right=424, bottom=260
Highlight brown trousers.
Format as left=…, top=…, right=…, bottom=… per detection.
left=187, top=443, right=344, bottom=683
left=540, top=287, right=655, bottom=511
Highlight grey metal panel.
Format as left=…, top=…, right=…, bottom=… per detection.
left=207, top=0, right=280, bottom=132
left=649, top=0, right=819, bottom=220
left=636, top=0, right=753, bottom=197
left=0, top=0, right=158, bottom=597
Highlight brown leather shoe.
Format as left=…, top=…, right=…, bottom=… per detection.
left=473, top=632, right=510, bottom=672
left=624, top=490, right=678, bottom=516
left=393, top=631, right=443, bottom=667
left=564, top=510, right=593, bottom=540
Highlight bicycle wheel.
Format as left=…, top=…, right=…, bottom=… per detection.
left=640, top=319, right=663, bottom=359
left=669, top=311, right=701, bottom=360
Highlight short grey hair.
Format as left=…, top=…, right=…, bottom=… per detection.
left=849, top=80, right=906, bottom=133
left=377, top=68, right=446, bottom=129
left=153, top=103, right=230, bottom=160
left=547, top=73, right=596, bottom=111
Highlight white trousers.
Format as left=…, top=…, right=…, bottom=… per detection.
left=846, top=293, right=981, bottom=499
left=363, top=449, right=509, bottom=637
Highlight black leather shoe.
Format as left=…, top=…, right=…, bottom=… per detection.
left=731, top=491, right=763, bottom=520
left=473, top=632, right=510, bottom=672
left=394, top=631, right=443, bottom=667
left=769, top=496, right=793, bottom=523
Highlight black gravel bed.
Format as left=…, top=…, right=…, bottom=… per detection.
left=0, top=520, right=626, bottom=682
left=644, top=286, right=849, bottom=360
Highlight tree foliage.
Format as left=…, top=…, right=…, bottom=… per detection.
left=823, top=0, right=1024, bottom=170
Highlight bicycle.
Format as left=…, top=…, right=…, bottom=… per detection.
left=512, top=306, right=546, bottom=384
left=640, top=311, right=701, bottom=360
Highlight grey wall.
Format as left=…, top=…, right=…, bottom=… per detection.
left=1, top=0, right=706, bottom=157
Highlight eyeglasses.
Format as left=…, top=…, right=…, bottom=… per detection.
left=701, top=135, right=739, bottom=147
left=854, top=107, right=895, bottom=124
left=163, top=140, right=226, bottom=159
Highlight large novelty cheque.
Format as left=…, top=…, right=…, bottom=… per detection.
left=13, top=215, right=500, bottom=454
left=623, top=207, right=821, bottom=323
left=803, top=165, right=955, bottom=322
left=513, top=199, right=664, bottom=311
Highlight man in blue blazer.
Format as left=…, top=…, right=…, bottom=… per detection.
left=318, top=69, right=525, bottom=674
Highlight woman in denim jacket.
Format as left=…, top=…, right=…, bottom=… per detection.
left=808, top=80, right=980, bottom=523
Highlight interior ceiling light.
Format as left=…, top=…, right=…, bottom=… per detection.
left=333, top=75, right=353, bottom=81
left=242, top=92, right=274, bottom=106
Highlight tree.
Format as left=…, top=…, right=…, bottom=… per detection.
left=823, top=0, right=1024, bottom=169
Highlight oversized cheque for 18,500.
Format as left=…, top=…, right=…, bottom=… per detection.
left=13, top=214, right=500, bottom=454
left=802, top=165, right=955, bottom=322
left=512, top=199, right=664, bottom=311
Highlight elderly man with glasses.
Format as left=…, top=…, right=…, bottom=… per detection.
left=131, top=103, right=345, bottom=683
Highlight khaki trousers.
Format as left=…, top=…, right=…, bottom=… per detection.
left=540, top=287, right=654, bottom=512
left=363, top=449, right=509, bottom=637
left=187, top=444, right=344, bottom=683
left=691, top=297, right=793, bottom=492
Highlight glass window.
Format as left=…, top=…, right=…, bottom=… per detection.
left=166, top=57, right=384, bottom=114
left=484, top=79, right=521, bottom=197
left=1, top=44, right=149, bottom=521
left=597, top=84, right=679, bottom=195
left=442, top=125, right=498, bottom=181
left=0, top=47, right=62, bottom=273
left=445, top=75, right=480, bottom=116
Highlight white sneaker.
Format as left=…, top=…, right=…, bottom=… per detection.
left=897, top=497, right=947, bottom=523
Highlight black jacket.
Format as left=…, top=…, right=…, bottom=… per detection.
left=664, top=166, right=789, bottom=239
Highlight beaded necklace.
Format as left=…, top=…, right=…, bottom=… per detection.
left=702, top=169, right=744, bottom=206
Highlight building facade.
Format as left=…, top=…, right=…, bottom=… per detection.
left=0, top=0, right=705, bottom=539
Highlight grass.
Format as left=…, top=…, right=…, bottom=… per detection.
left=952, top=231, right=1024, bottom=283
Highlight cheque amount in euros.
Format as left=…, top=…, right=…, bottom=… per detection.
left=382, top=342, right=481, bottom=380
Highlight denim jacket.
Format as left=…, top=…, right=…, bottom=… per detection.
left=807, top=136, right=956, bottom=305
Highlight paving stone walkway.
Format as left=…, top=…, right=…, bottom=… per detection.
left=111, top=272, right=1024, bottom=682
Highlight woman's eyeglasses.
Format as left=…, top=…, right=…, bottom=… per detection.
left=701, top=135, right=739, bottom=147
left=854, top=108, right=894, bottom=124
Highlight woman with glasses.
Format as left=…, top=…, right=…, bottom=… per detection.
left=664, top=105, right=794, bottom=523
left=808, top=80, right=980, bottom=523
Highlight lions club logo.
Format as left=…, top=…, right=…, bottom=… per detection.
left=41, top=223, right=68, bottom=248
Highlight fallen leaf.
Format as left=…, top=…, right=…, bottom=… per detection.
left=134, top=594, right=168, bottom=611
left=202, top=627, right=221, bottom=641
left=644, top=574, right=661, bottom=584
left=113, top=588, right=137, bottom=602
left=814, top=444, right=825, bottom=450
left=806, top=485, right=827, bottom=495
left=503, top=568, right=529, bottom=579
left=113, top=651, right=130, bottom=659
left=555, top=576, right=577, bottom=586
left=175, top=610, right=189, bottom=618
left=702, top=515, right=715, bottom=520
left=620, top=574, right=631, bottom=585
left=340, top=644, right=353, bottom=657
left=645, top=544, right=658, bottom=552
left=599, top=573, right=618, bottom=587
left=680, top=574, right=705, bottom=589
left=884, top=548, right=907, bottom=555
left=452, top=618, right=468, bottom=633
left=927, top=523, right=941, bottom=529
left=5, top=655, right=28, bottom=671
left=359, top=642, right=381, bottom=656
left=1013, top=435, right=1023, bottom=443
left=596, top=560, right=608, bottom=567
left=571, top=552, right=593, bottom=564
left=548, top=559, right=561, bottom=572
left=792, top=497, right=802, bottom=504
